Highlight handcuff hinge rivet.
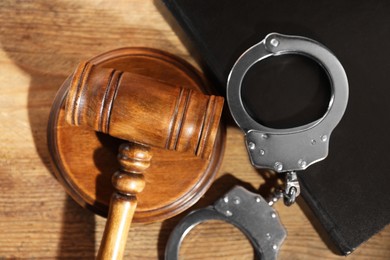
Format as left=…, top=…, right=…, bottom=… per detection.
left=274, top=162, right=283, bottom=171
left=298, top=159, right=307, bottom=168
left=223, top=196, right=229, bottom=203
left=233, top=197, right=241, bottom=205
left=270, top=38, right=279, bottom=47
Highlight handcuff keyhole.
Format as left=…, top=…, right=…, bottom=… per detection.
left=241, top=54, right=331, bottom=129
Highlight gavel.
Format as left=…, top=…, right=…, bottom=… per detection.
left=63, top=61, right=224, bottom=259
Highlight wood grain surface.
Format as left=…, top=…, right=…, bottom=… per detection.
left=0, top=0, right=389, bottom=259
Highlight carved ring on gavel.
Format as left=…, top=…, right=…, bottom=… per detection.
left=97, top=142, right=151, bottom=259
left=47, top=48, right=225, bottom=260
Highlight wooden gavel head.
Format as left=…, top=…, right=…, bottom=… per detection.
left=48, top=48, right=226, bottom=225
left=65, top=61, right=224, bottom=159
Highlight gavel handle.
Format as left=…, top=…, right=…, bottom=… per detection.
left=97, top=193, right=137, bottom=260
left=97, top=142, right=151, bottom=260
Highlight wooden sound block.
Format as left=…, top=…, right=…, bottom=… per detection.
left=48, top=48, right=225, bottom=223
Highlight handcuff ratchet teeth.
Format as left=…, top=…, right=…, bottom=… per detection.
left=227, top=32, right=349, bottom=173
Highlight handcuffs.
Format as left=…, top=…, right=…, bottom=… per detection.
left=165, top=33, right=349, bottom=259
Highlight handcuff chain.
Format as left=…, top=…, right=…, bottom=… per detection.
left=268, top=171, right=301, bottom=207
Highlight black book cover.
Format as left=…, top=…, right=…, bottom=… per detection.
left=160, top=0, right=390, bottom=254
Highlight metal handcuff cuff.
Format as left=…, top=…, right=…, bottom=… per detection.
left=165, top=33, right=349, bottom=260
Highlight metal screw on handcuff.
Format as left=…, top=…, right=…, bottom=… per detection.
left=165, top=33, right=349, bottom=260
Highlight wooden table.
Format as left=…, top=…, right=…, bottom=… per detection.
left=0, top=1, right=388, bottom=259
